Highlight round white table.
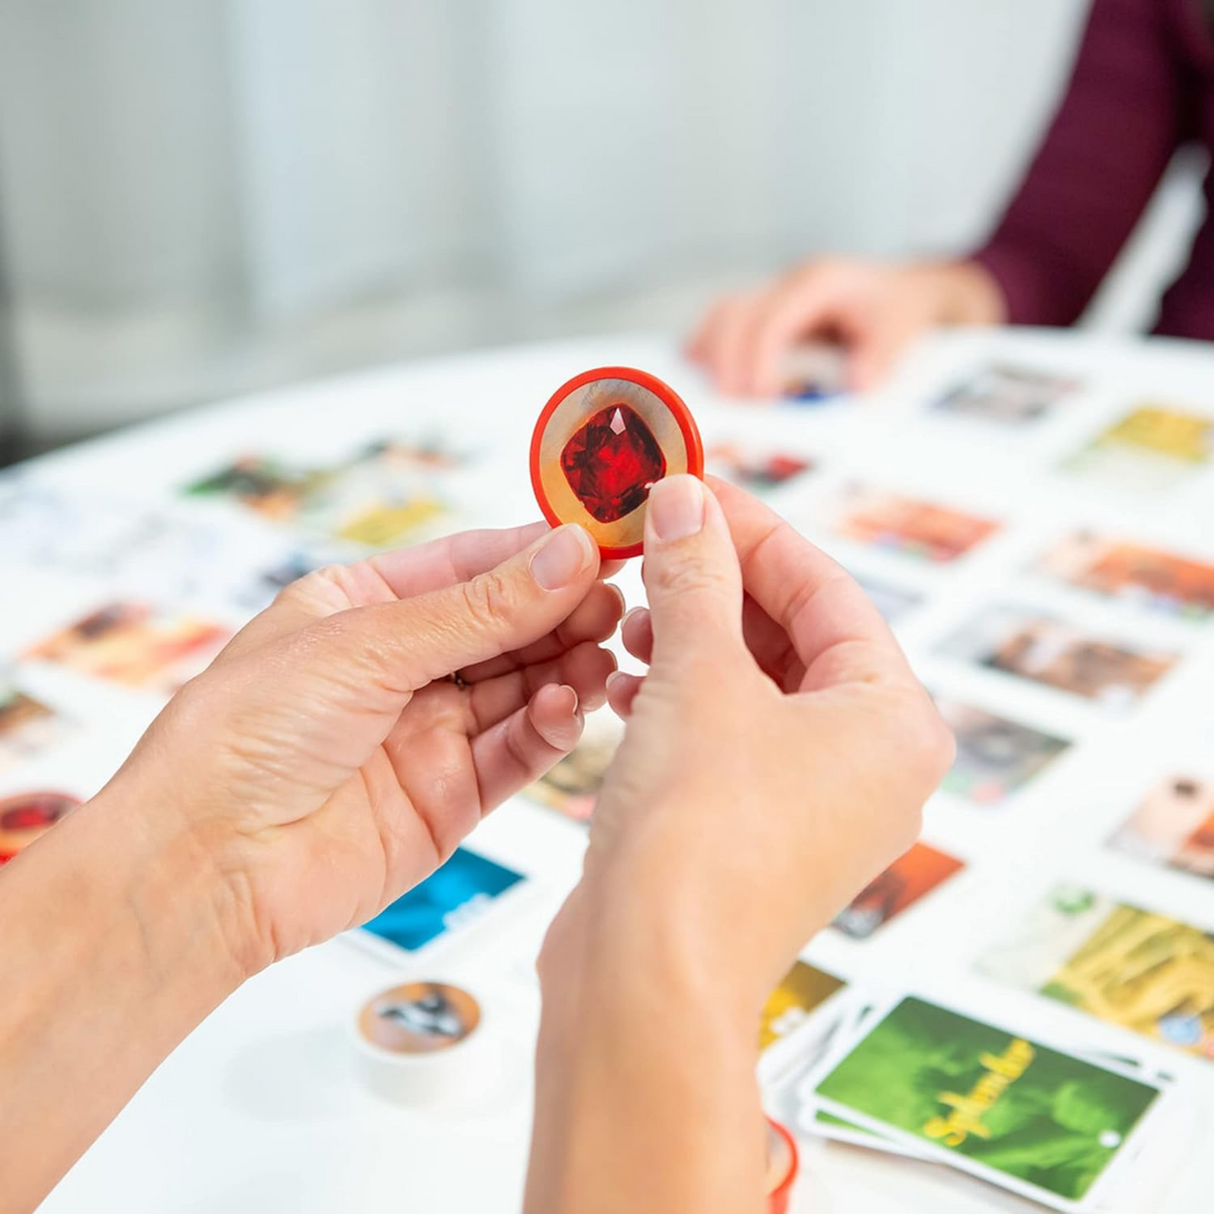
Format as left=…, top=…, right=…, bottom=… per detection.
left=3, top=329, right=1212, bottom=1213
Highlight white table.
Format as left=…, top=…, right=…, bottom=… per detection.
left=4, top=330, right=1212, bottom=1213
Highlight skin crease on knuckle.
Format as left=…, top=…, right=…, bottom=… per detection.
left=460, top=567, right=523, bottom=638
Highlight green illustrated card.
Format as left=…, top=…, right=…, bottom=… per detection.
left=812, top=996, right=1160, bottom=1209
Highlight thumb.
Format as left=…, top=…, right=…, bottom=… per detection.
left=269, top=523, right=601, bottom=706
left=642, top=477, right=745, bottom=670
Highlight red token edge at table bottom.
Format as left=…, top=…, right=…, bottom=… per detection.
left=766, top=1116, right=799, bottom=1214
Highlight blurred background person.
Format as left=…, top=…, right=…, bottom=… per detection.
left=693, top=0, right=1214, bottom=395
left=0, top=0, right=1205, bottom=460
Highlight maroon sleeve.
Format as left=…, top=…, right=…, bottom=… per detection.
left=973, top=0, right=1189, bottom=326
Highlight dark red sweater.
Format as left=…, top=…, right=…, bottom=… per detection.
left=974, top=0, right=1214, bottom=339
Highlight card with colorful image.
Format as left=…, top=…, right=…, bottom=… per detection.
left=933, top=363, right=1080, bottom=424
left=804, top=993, right=1164, bottom=1210
left=936, top=605, right=1177, bottom=714
left=297, top=440, right=455, bottom=550
left=832, top=842, right=964, bottom=939
left=521, top=712, right=622, bottom=824
left=1109, top=774, right=1214, bottom=880
left=834, top=486, right=999, bottom=563
left=853, top=574, right=923, bottom=624
left=184, top=456, right=323, bottom=521
left=935, top=695, right=1070, bottom=804
left=1063, top=404, right=1213, bottom=490
left=705, top=442, right=815, bottom=492
left=760, top=960, right=846, bottom=1052
left=1035, top=531, right=1214, bottom=621
left=977, top=885, right=1214, bottom=1062
left=232, top=549, right=328, bottom=612
left=0, top=680, right=73, bottom=771
left=23, top=602, right=231, bottom=692
left=358, top=847, right=526, bottom=953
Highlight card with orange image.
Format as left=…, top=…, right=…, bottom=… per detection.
left=834, top=486, right=999, bottom=563
left=24, top=602, right=231, bottom=692
left=1035, top=531, right=1214, bottom=621
left=833, top=842, right=964, bottom=939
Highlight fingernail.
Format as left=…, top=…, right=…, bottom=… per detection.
left=558, top=683, right=579, bottom=713
left=648, top=476, right=705, bottom=541
left=605, top=670, right=629, bottom=696
left=531, top=525, right=593, bottom=591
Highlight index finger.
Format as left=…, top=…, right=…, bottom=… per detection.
left=216, top=523, right=553, bottom=667
left=708, top=476, right=912, bottom=690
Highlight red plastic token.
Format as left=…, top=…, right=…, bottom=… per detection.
left=530, top=367, right=704, bottom=559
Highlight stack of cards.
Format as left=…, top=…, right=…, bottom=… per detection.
left=794, top=992, right=1173, bottom=1212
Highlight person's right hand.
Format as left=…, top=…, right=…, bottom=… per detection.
left=688, top=257, right=1006, bottom=398
left=542, top=475, right=954, bottom=1009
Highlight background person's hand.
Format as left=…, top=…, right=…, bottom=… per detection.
left=543, top=476, right=954, bottom=1006
left=98, top=522, right=622, bottom=977
left=688, top=258, right=1006, bottom=399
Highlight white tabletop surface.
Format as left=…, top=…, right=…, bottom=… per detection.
left=4, top=329, right=1212, bottom=1213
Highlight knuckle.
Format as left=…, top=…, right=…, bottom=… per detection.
left=651, top=556, right=729, bottom=602
left=461, top=568, right=519, bottom=633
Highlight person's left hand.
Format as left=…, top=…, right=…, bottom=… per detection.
left=96, top=522, right=621, bottom=977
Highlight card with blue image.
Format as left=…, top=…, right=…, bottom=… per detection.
left=360, top=847, right=526, bottom=952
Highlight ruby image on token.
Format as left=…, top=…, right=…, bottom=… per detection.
left=531, top=368, right=703, bottom=558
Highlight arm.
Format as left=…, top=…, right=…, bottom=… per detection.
left=0, top=791, right=243, bottom=1214
left=0, top=523, right=620, bottom=1213
left=973, top=0, right=1189, bottom=326
left=525, top=476, right=953, bottom=1213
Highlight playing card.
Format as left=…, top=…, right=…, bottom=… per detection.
left=520, top=711, right=623, bottom=824
left=832, top=842, right=964, bottom=940
left=933, top=363, right=1081, bottom=424
left=1034, top=531, right=1214, bottom=621
left=356, top=847, right=527, bottom=954
left=1109, top=774, right=1214, bottom=880
left=934, top=694, right=1070, bottom=804
left=22, top=602, right=231, bottom=693
left=977, top=884, right=1214, bottom=1061
left=937, top=605, right=1177, bottom=714
left=1063, top=404, right=1213, bottom=491
left=803, top=992, right=1166, bottom=1211
left=833, top=486, right=1000, bottom=563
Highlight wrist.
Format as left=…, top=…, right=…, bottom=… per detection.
left=83, top=772, right=252, bottom=1007
left=540, top=869, right=766, bottom=1040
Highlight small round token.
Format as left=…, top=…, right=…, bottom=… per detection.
left=357, top=981, right=481, bottom=1056
left=0, top=791, right=82, bottom=859
left=530, top=367, right=704, bottom=559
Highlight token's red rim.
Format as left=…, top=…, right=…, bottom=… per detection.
left=765, top=1116, right=799, bottom=1214
left=529, top=366, right=704, bottom=560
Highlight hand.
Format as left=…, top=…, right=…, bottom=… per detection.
left=544, top=476, right=953, bottom=1006
left=688, top=258, right=1006, bottom=398
left=96, top=522, right=622, bottom=978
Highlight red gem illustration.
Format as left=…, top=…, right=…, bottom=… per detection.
left=560, top=404, right=667, bottom=524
